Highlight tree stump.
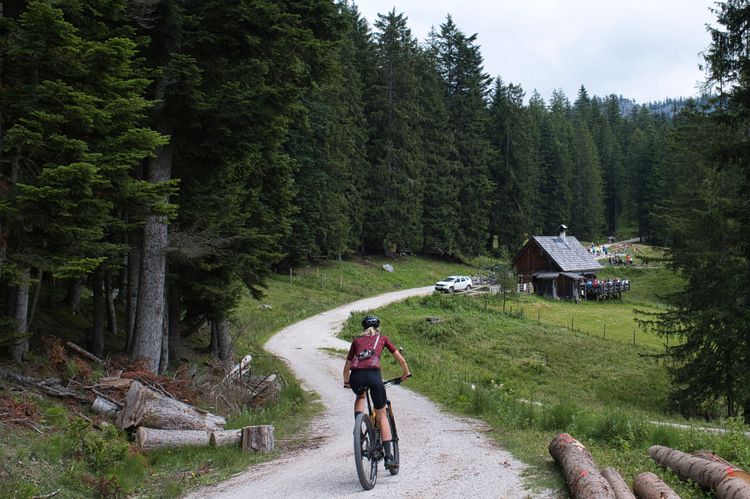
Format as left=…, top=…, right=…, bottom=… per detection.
left=632, top=472, right=680, bottom=499
left=116, top=380, right=225, bottom=430
left=242, top=425, right=274, bottom=453
left=548, top=433, right=616, bottom=499
left=135, top=427, right=242, bottom=452
left=601, top=467, right=635, bottom=499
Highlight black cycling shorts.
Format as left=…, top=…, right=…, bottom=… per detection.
left=349, top=368, right=387, bottom=409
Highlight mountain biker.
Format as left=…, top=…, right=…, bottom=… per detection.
left=343, top=314, right=410, bottom=469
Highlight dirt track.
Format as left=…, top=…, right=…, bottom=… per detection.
left=185, top=287, right=553, bottom=498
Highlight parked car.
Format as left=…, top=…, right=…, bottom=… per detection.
left=434, top=275, right=472, bottom=293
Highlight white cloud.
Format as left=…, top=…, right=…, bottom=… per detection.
left=353, top=0, right=714, bottom=103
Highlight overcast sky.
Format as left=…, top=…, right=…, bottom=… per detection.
left=352, top=0, right=716, bottom=104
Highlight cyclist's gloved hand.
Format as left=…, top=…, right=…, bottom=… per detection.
left=401, top=372, right=411, bottom=381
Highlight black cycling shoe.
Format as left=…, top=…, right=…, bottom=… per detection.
left=384, top=456, right=398, bottom=470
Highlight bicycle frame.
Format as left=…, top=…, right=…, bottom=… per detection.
left=352, top=375, right=408, bottom=489
left=363, top=377, right=403, bottom=447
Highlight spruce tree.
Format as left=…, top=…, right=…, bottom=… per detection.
left=362, top=10, right=424, bottom=254
left=431, top=16, right=493, bottom=256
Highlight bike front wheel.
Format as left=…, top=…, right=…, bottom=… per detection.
left=353, top=412, right=378, bottom=489
left=387, top=412, right=400, bottom=475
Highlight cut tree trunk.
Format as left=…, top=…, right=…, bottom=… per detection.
left=241, top=425, right=274, bottom=453
left=135, top=427, right=241, bottom=452
left=601, top=467, right=635, bottom=499
left=648, top=445, right=750, bottom=498
left=116, top=380, right=225, bottom=431
left=548, top=433, right=615, bottom=499
left=632, top=472, right=680, bottom=499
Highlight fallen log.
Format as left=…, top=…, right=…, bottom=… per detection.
left=632, top=472, right=680, bottom=499
left=648, top=445, right=750, bottom=498
left=601, top=467, right=635, bottom=499
left=692, top=450, right=750, bottom=485
left=96, top=377, right=132, bottom=389
left=242, top=425, right=274, bottom=453
left=0, top=367, right=89, bottom=403
left=91, top=396, right=120, bottom=417
left=65, top=341, right=105, bottom=365
left=116, top=380, right=225, bottom=431
left=135, top=427, right=242, bottom=452
left=548, top=433, right=615, bottom=499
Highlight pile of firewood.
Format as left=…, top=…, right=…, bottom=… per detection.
left=549, top=433, right=750, bottom=499
left=0, top=340, right=276, bottom=454
left=110, top=379, right=274, bottom=453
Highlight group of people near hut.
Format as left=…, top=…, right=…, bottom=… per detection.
left=582, top=277, right=630, bottom=300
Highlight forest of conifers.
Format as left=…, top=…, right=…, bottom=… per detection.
left=1, top=0, right=748, bottom=415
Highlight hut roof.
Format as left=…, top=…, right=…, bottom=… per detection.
left=531, top=235, right=602, bottom=272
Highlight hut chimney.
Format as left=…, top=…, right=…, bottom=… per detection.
left=558, top=224, right=568, bottom=240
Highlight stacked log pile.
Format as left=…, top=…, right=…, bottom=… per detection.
left=114, top=379, right=274, bottom=453
left=548, top=435, right=750, bottom=499
left=648, top=445, right=750, bottom=499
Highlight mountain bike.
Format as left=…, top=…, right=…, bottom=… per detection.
left=352, top=375, right=408, bottom=490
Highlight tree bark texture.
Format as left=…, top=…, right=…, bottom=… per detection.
left=63, top=278, right=82, bottom=315
left=105, top=275, right=118, bottom=338
left=12, top=267, right=30, bottom=362
left=216, top=318, right=233, bottom=364
left=126, top=243, right=140, bottom=352
left=131, top=214, right=168, bottom=372
left=116, top=380, right=225, bottom=431
left=135, top=427, right=241, bottom=452
left=241, top=425, right=275, bottom=453
left=92, top=272, right=106, bottom=357
left=632, top=472, right=680, bottom=499
left=601, top=467, right=635, bottom=499
left=129, top=6, right=177, bottom=371
left=648, top=445, right=750, bottom=498
left=27, top=268, right=42, bottom=330
left=548, top=433, right=616, bottom=499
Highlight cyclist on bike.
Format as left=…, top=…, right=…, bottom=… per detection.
left=343, top=314, right=410, bottom=469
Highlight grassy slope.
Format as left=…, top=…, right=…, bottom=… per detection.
left=336, top=260, right=750, bottom=497
left=1, top=256, right=475, bottom=499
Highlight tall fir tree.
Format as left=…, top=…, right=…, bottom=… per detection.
left=431, top=16, right=493, bottom=256
left=487, top=78, right=539, bottom=252
left=362, top=10, right=424, bottom=254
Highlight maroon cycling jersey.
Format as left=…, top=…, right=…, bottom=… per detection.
left=346, top=334, right=396, bottom=370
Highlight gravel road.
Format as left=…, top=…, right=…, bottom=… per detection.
left=185, top=287, right=554, bottom=498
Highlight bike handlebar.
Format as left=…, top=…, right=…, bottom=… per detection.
left=383, top=373, right=412, bottom=388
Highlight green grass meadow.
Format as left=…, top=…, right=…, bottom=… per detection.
left=337, top=270, right=750, bottom=497
left=4, top=252, right=748, bottom=498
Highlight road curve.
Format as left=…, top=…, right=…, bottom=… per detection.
left=185, top=286, right=551, bottom=498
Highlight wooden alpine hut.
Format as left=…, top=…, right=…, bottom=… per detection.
left=512, top=225, right=603, bottom=300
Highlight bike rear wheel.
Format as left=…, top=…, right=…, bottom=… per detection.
left=353, top=412, right=378, bottom=489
